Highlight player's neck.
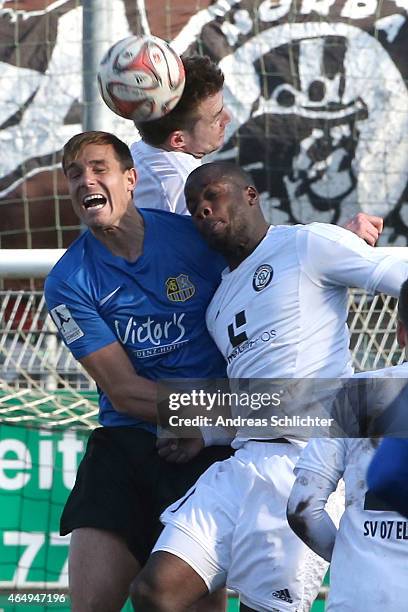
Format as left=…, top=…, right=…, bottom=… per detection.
left=227, top=223, right=270, bottom=271
left=91, top=207, right=145, bottom=262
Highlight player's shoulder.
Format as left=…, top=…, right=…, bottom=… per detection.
left=140, top=207, right=203, bottom=242
left=298, top=222, right=354, bottom=242
left=44, top=232, right=98, bottom=303
left=140, top=208, right=226, bottom=267
left=46, top=232, right=91, bottom=281
left=131, top=139, right=199, bottom=173
left=267, top=222, right=349, bottom=244
left=140, top=207, right=194, bottom=233
left=297, top=222, right=372, bottom=265
left=130, top=137, right=148, bottom=159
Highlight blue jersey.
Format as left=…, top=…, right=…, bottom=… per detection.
left=367, top=438, right=408, bottom=519
left=45, top=209, right=226, bottom=429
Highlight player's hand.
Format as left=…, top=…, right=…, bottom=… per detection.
left=156, top=435, right=205, bottom=463
left=343, top=213, right=383, bottom=246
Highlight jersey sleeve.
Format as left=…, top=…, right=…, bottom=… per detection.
left=287, top=468, right=338, bottom=562
left=298, top=223, right=408, bottom=296
left=295, top=437, right=347, bottom=486
left=132, top=149, right=192, bottom=214
left=44, top=273, right=118, bottom=360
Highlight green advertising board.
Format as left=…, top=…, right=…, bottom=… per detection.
left=0, top=424, right=327, bottom=611
left=0, top=424, right=87, bottom=611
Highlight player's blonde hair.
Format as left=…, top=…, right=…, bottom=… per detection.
left=62, top=131, right=134, bottom=174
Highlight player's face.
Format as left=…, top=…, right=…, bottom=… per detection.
left=65, top=144, right=136, bottom=229
left=186, top=175, right=250, bottom=252
left=184, top=92, right=231, bottom=158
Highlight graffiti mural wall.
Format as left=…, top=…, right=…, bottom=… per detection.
left=1, top=0, right=407, bottom=249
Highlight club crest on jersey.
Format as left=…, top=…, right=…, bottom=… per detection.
left=253, top=264, right=273, bottom=292
left=166, top=274, right=195, bottom=302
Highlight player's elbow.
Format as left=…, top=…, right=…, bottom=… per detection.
left=109, top=389, right=157, bottom=422
left=108, top=387, right=139, bottom=416
left=109, top=392, right=129, bottom=414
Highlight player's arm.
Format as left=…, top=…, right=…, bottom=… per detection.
left=287, top=438, right=346, bottom=561
left=79, top=343, right=158, bottom=422
left=342, top=213, right=383, bottom=246
left=45, top=274, right=158, bottom=422
left=287, top=469, right=337, bottom=562
left=301, top=224, right=408, bottom=297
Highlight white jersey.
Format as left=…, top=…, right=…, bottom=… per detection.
left=296, top=363, right=408, bottom=612
left=130, top=139, right=200, bottom=214
left=207, top=223, right=406, bottom=380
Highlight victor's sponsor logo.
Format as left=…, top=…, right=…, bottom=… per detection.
left=134, top=340, right=189, bottom=359
left=166, top=275, right=195, bottom=302
left=114, top=313, right=186, bottom=347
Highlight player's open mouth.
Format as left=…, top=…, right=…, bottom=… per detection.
left=82, top=194, right=107, bottom=210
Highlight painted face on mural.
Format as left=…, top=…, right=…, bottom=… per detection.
left=194, top=1, right=408, bottom=243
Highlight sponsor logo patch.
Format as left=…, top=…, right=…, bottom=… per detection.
left=166, top=274, right=195, bottom=302
left=50, top=304, right=84, bottom=344
left=253, top=264, right=273, bottom=292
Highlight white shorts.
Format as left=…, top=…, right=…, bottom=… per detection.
left=154, top=441, right=320, bottom=612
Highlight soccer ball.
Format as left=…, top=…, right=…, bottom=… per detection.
left=97, top=35, right=185, bottom=122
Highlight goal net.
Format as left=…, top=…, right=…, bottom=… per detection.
left=1, top=287, right=97, bottom=430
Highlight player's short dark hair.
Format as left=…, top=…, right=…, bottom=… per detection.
left=186, top=161, right=254, bottom=193
left=62, top=131, right=134, bottom=174
left=398, top=278, right=408, bottom=329
left=136, top=55, right=225, bottom=146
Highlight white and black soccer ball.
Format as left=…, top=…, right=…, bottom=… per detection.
left=97, top=35, right=185, bottom=122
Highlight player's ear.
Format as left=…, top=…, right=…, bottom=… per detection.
left=126, top=167, right=137, bottom=191
left=167, top=130, right=186, bottom=151
left=246, top=185, right=259, bottom=206
left=397, top=320, right=407, bottom=348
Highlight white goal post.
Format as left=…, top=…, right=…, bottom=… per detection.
left=0, top=250, right=66, bottom=279
left=1, top=247, right=408, bottom=276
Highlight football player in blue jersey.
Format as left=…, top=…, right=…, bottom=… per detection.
left=45, top=131, right=232, bottom=612
left=367, top=437, right=408, bottom=518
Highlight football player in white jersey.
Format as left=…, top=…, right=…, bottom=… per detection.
left=287, top=279, right=408, bottom=611
left=130, top=55, right=384, bottom=248
left=131, top=55, right=231, bottom=215
left=130, top=162, right=408, bottom=612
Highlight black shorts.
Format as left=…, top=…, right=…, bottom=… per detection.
left=60, top=427, right=232, bottom=566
